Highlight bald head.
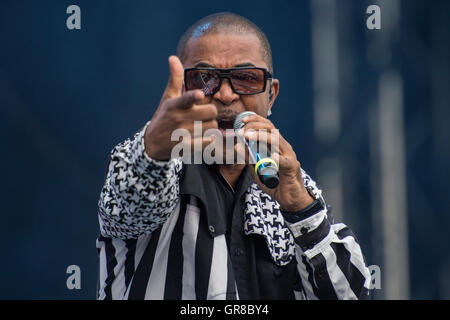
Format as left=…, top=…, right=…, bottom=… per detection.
left=176, top=12, right=273, bottom=74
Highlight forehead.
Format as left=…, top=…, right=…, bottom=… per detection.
left=182, top=33, right=267, bottom=69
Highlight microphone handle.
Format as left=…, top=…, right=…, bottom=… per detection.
left=246, top=139, right=260, bottom=164
left=241, top=137, right=280, bottom=189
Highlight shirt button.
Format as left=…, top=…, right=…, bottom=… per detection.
left=300, top=227, right=309, bottom=234
left=234, top=248, right=243, bottom=256
left=208, top=225, right=215, bottom=234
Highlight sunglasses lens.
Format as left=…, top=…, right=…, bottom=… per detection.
left=185, top=68, right=268, bottom=95
left=185, top=70, right=220, bottom=95
left=230, top=69, right=265, bottom=94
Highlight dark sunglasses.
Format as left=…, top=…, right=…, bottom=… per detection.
left=184, top=67, right=273, bottom=96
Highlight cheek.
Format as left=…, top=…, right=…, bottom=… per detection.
left=241, top=95, right=269, bottom=117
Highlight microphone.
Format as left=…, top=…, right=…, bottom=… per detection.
left=234, top=111, right=280, bottom=189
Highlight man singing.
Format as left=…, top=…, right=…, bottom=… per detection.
left=96, top=12, right=371, bottom=300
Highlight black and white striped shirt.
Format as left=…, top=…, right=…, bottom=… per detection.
left=96, top=124, right=371, bottom=300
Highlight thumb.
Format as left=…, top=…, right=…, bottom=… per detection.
left=163, top=55, right=184, bottom=98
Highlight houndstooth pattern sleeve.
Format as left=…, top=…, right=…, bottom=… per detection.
left=98, top=123, right=183, bottom=239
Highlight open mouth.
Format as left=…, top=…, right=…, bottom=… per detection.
left=217, top=117, right=237, bottom=138
left=218, top=119, right=235, bottom=130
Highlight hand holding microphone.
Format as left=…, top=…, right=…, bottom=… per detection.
left=234, top=111, right=280, bottom=189
left=234, top=111, right=315, bottom=212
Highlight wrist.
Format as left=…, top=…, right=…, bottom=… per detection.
left=144, top=124, right=171, bottom=161
left=281, top=190, right=314, bottom=212
left=282, top=199, right=324, bottom=223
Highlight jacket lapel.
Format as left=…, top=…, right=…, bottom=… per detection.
left=243, top=183, right=296, bottom=266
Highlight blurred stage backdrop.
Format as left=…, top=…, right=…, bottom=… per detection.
left=0, top=0, right=449, bottom=299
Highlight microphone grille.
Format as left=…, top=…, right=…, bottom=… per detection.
left=233, top=111, right=256, bottom=132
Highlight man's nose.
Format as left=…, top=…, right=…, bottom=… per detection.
left=213, top=79, right=240, bottom=105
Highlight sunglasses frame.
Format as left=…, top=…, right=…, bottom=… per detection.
left=184, top=67, right=273, bottom=96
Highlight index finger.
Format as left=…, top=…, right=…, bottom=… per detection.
left=171, top=89, right=205, bottom=110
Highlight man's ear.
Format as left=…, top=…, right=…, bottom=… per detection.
left=268, top=78, right=279, bottom=114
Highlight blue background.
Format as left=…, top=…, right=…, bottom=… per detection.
left=0, top=0, right=449, bottom=299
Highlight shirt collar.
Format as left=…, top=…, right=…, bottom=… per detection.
left=180, top=163, right=253, bottom=237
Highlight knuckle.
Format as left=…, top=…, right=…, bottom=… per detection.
left=206, top=120, right=218, bottom=129
left=177, top=94, right=194, bottom=109
left=176, top=97, right=190, bottom=109
left=196, top=104, right=217, bottom=120
left=208, top=104, right=218, bottom=118
left=211, top=119, right=218, bottom=128
left=165, top=96, right=178, bottom=109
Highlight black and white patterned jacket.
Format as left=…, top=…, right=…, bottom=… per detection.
left=96, top=124, right=371, bottom=300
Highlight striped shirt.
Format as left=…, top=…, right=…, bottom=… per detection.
left=96, top=124, right=371, bottom=300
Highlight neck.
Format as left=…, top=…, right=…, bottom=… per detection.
left=218, top=164, right=246, bottom=189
